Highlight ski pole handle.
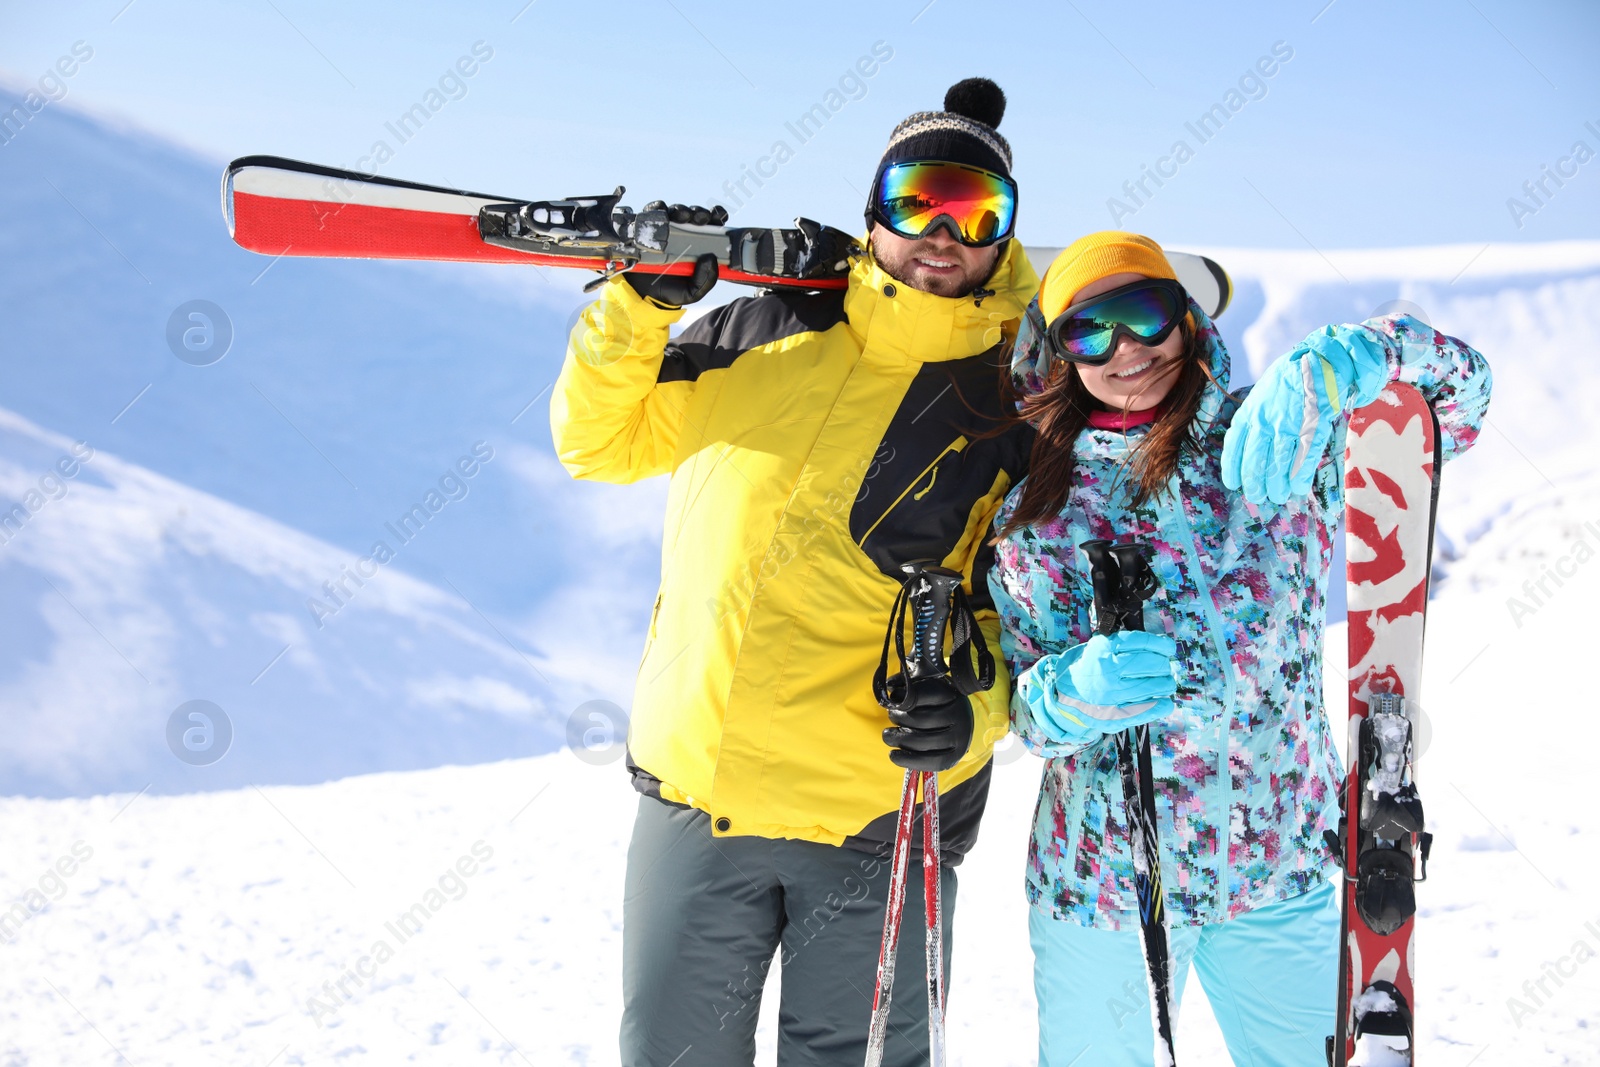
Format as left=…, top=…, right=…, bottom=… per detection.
left=1080, top=539, right=1156, bottom=635
left=899, top=560, right=965, bottom=681
left=1080, top=539, right=1120, bottom=636
left=1108, top=542, right=1156, bottom=634
left=873, top=560, right=993, bottom=710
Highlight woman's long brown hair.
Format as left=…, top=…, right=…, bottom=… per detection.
left=994, top=321, right=1224, bottom=541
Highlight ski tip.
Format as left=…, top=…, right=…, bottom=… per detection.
left=219, top=162, right=236, bottom=239
left=220, top=157, right=315, bottom=240
left=1167, top=250, right=1231, bottom=320
left=1202, top=255, right=1232, bottom=319
left=225, top=154, right=315, bottom=174
left=1021, top=246, right=1233, bottom=320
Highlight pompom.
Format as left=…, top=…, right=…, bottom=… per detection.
left=943, top=78, right=1006, bottom=129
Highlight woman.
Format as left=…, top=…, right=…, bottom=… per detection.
left=986, top=232, right=1490, bottom=1065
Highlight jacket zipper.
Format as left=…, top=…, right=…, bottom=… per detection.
left=1159, top=479, right=1238, bottom=922
left=855, top=436, right=968, bottom=547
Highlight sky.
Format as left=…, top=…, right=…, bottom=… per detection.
left=1, top=0, right=1597, bottom=252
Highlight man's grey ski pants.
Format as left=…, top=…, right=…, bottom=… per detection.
left=620, top=795, right=956, bottom=1067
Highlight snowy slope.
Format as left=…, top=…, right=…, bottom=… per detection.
left=6, top=464, right=1600, bottom=1063
left=5, top=515, right=1598, bottom=1066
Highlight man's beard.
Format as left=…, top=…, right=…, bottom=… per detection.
left=869, top=232, right=999, bottom=298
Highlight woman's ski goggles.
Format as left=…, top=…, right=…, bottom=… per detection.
left=1028, top=278, right=1189, bottom=365
left=870, top=160, right=1018, bottom=247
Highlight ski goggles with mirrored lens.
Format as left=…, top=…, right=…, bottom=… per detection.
left=1029, top=278, right=1189, bottom=365
left=870, top=160, right=1018, bottom=247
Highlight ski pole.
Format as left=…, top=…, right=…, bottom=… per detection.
left=864, top=766, right=919, bottom=1064
left=1081, top=538, right=1178, bottom=1066
left=866, top=561, right=992, bottom=1067
left=861, top=765, right=944, bottom=1066
left=922, top=768, right=945, bottom=1066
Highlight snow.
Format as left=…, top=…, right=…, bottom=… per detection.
left=1352, top=985, right=1399, bottom=1018
left=4, top=89, right=1600, bottom=1065
left=1353, top=1043, right=1412, bottom=1067
left=0, top=725, right=1179, bottom=1064
left=5, top=532, right=1598, bottom=1065
left=1367, top=709, right=1412, bottom=799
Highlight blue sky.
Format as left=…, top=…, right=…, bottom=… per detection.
left=2, top=0, right=1597, bottom=250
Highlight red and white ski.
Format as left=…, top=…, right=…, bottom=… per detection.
left=219, top=156, right=1236, bottom=313
left=220, top=155, right=855, bottom=291
left=1330, top=382, right=1440, bottom=1066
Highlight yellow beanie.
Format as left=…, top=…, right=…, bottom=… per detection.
left=1038, top=231, right=1178, bottom=321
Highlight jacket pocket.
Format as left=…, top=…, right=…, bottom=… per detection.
left=640, top=591, right=664, bottom=664
left=855, top=435, right=968, bottom=548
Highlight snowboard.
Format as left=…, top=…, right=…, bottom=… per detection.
left=1329, top=382, right=1440, bottom=1066
left=221, top=156, right=1233, bottom=314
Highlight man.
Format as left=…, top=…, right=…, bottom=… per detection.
left=551, top=77, right=1035, bottom=1066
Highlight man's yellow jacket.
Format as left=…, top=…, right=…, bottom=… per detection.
left=550, top=242, right=1039, bottom=859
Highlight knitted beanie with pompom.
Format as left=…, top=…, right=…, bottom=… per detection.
left=873, top=77, right=1012, bottom=180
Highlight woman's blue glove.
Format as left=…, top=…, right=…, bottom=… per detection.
left=1222, top=324, right=1391, bottom=504
left=1016, top=631, right=1180, bottom=747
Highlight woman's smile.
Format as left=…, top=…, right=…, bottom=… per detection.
left=1108, top=355, right=1157, bottom=382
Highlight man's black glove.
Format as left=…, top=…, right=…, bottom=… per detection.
left=623, top=201, right=728, bottom=307
left=651, top=201, right=730, bottom=227
left=624, top=252, right=719, bottom=308
left=881, top=676, right=974, bottom=772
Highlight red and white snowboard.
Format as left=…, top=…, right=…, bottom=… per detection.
left=1332, top=382, right=1440, bottom=1065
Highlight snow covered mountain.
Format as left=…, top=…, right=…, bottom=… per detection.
left=0, top=407, right=571, bottom=796
left=0, top=86, right=662, bottom=797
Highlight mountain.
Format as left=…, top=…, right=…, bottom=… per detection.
left=0, top=88, right=663, bottom=796
left=3, top=86, right=1599, bottom=800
